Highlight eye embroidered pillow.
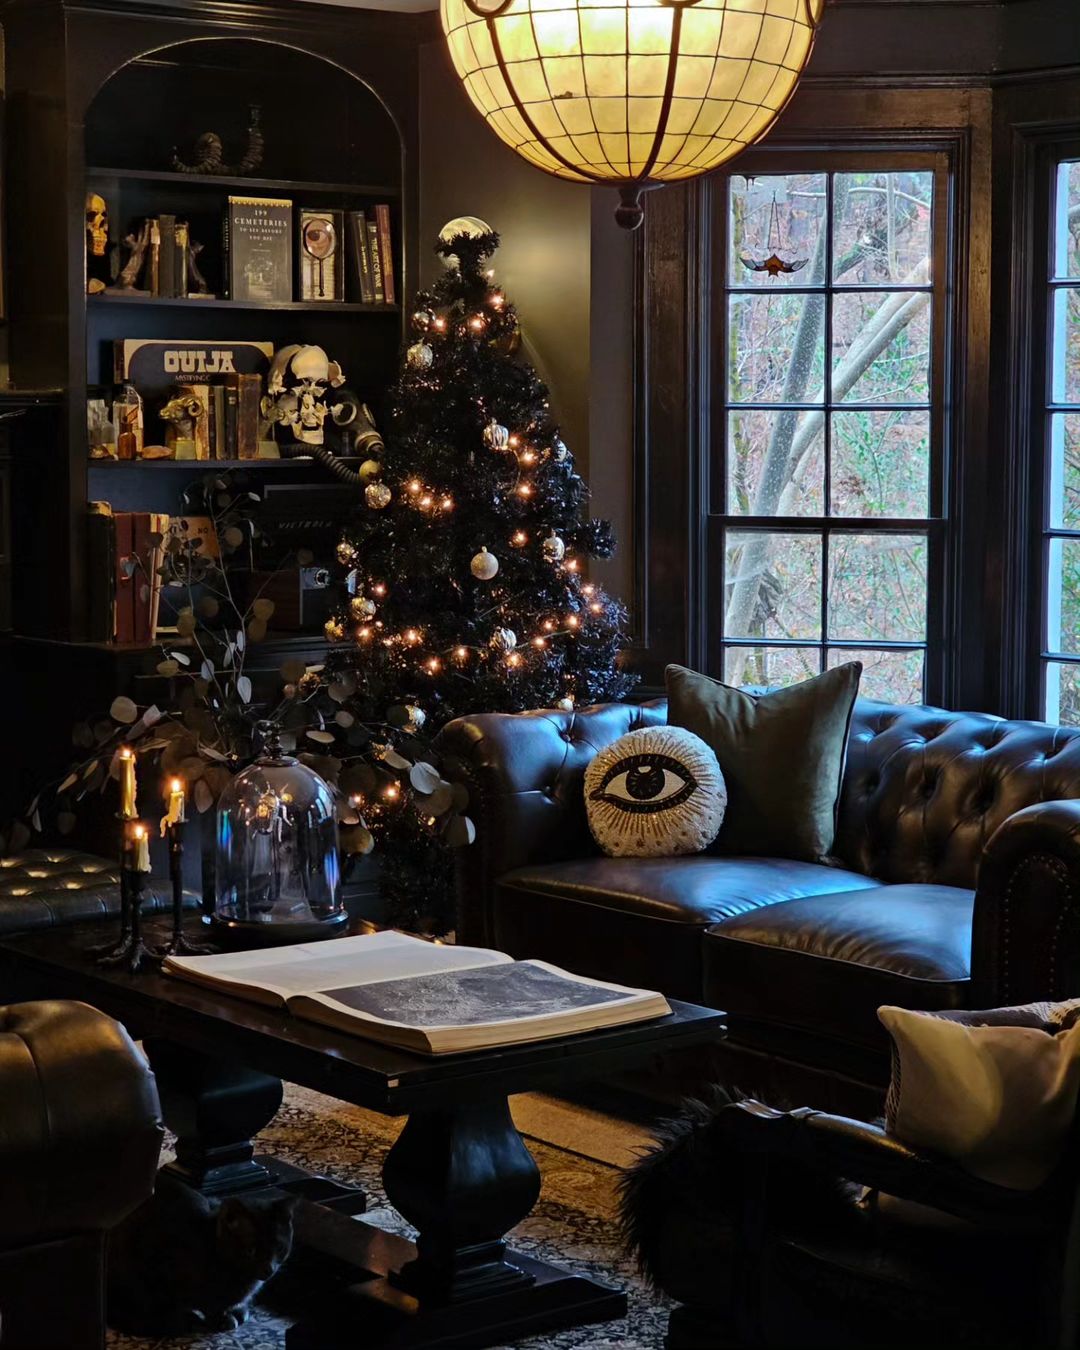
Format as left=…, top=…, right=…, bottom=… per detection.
left=584, top=726, right=727, bottom=858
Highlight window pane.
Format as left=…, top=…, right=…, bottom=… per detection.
left=828, top=647, right=925, bottom=704
left=832, top=291, right=931, bottom=404
left=832, top=171, right=934, bottom=286
left=1052, top=288, right=1080, bottom=405
left=1045, top=662, right=1080, bottom=726
left=728, top=410, right=824, bottom=516
left=830, top=410, right=930, bottom=518
left=1047, top=537, right=1080, bottom=655
left=724, top=531, right=822, bottom=640
left=724, top=646, right=821, bottom=689
left=828, top=533, right=927, bottom=641
left=728, top=293, right=825, bottom=404
left=728, top=173, right=827, bottom=287
left=1048, top=413, right=1080, bottom=529
left=1054, top=161, right=1080, bottom=281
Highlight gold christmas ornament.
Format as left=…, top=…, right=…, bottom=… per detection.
left=471, top=546, right=500, bottom=580
left=351, top=596, right=377, bottom=621
left=440, top=0, right=824, bottom=230
left=358, top=459, right=383, bottom=484
left=336, top=540, right=358, bottom=565
left=365, top=481, right=392, bottom=510
left=324, top=618, right=346, bottom=642
left=407, top=341, right=434, bottom=370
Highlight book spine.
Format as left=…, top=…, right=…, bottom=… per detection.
left=149, top=219, right=161, bottom=297
left=350, top=212, right=374, bottom=304
left=158, top=214, right=176, bottom=299
left=86, top=507, right=116, bottom=644
left=223, top=202, right=232, bottom=300
left=224, top=375, right=240, bottom=459
left=114, top=513, right=135, bottom=644
left=236, top=374, right=261, bottom=460
left=212, top=385, right=226, bottom=460
left=131, top=511, right=154, bottom=644
left=367, top=220, right=385, bottom=303
left=176, top=221, right=189, bottom=297
left=148, top=511, right=169, bottom=638
left=375, top=204, right=395, bottom=306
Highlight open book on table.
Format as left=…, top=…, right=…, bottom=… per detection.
left=163, top=930, right=672, bottom=1055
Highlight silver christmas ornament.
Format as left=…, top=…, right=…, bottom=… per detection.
left=412, top=309, right=433, bottom=332
left=483, top=419, right=510, bottom=452
left=365, top=481, right=392, bottom=510
left=470, top=547, right=499, bottom=581
left=556, top=697, right=575, bottom=712
left=350, top=596, right=376, bottom=621
left=553, top=438, right=569, bottom=462
left=404, top=704, right=427, bottom=732
left=490, top=627, right=517, bottom=654
left=407, top=342, right=434, bottom=371
left=542, top=530, right=566, bottom=564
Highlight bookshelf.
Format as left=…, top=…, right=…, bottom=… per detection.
left=0, top=0, right=425, bottom=832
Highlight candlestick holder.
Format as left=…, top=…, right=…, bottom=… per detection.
left=97, top=865, right=156, bottom=974
left=88, top=815, right=135, bottom=963
left=153, top=822, right=215, bottom=958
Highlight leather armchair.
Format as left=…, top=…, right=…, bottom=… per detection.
left=662, top=1098, right=1080, bottom=1349
left=0, top=1000, right=162, bottom=1350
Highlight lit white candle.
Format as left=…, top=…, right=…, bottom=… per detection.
left=130, top=823, right=152, bottom=873
left=161, top=777, right=186, bottom=835
left=118, top=746, right=138, bottom=820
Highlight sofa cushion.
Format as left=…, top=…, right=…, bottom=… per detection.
left=494, top=856, right=880, bottom=1003
left=704, top=884, right=974, bottom=1053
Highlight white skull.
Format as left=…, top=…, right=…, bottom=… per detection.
left=266, top=344, right=346, bottom=446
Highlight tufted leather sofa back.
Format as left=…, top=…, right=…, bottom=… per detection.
left=835, top=700, right=1080, bottom=889
left=438, top=695, right=1080, bottom=943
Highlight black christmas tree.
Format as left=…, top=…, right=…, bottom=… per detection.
left=324, top=227, right=636, bottom=931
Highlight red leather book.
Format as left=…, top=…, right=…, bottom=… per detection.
left=114, top=512, right=135, bottom=644
left=131, top=511, right=154, bottom=644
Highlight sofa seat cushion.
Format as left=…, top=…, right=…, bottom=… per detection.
left=704, top=884, right=974, bottom=1054
left=494, top=856, right=880, bottom=1003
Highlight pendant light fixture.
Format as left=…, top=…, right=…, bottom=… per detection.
left=440, top=0, right=824, bottom=229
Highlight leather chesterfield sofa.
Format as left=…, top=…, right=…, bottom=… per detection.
left=438, top=697, right=1080, bottom=1115
left=0, top=1000, right=162, bottom=1350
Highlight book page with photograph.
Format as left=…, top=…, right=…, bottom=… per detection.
left=293, top=960, right=671, bottom=1054
left=163, top=930, right=510, bottom=1006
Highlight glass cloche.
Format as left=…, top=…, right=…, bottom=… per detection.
left=213, top=723, right=346, bottom=945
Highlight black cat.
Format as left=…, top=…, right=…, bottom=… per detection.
left=107, top=1170, right=295, bottom=1336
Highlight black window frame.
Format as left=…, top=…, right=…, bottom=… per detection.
left=703, top=148, right=954, bottom=705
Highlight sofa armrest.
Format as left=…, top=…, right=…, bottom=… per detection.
left=724, top=1100, right=1045, bottom=1228
left=436, top=699, right=667, bottom=945
left=972, top=799, right=1080, bottom=1006
left=0, top=1001, right=163, bottom=1245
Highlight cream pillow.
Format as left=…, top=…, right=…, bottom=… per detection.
left=879, top=1000, right=1080, bottom=1190
left=584, top=725, right=726, bottom=858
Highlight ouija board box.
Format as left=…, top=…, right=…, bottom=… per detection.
left=113, top=339, right=274, bottom=396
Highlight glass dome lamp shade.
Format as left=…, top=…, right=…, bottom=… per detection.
left=440, top=0, right=825, bottom=228
left=213, top=724, right=346, bottom=947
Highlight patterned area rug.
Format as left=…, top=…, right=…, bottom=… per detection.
left=107, top=1083, right=671, bottom=1350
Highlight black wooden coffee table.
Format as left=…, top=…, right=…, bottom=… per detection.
left=0, top=917, right=725, bottom=1349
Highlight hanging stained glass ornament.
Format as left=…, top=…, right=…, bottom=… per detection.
left=741, top=191, right=809, bottom=278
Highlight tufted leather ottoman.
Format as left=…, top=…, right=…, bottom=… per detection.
left=0, top=848, right=198, bottom=936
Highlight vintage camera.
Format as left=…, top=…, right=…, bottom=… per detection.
left=242, top=566, right=341, bottom=632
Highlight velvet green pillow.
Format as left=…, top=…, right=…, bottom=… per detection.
left=665, top=662, right=862, bottom=862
